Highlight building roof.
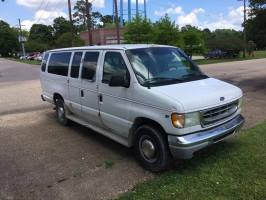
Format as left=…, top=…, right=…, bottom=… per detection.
left=47, top=44, right=175, bottom=52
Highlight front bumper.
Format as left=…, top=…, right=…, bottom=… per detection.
left=168, top=114, right=245, bottom=159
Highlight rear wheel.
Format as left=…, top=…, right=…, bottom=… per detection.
left=134, top=124, right=171, bottom=172
left=55, top=99, right=69, bottom=126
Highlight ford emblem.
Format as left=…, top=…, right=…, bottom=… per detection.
left=220, top=97, right=225, bottom=101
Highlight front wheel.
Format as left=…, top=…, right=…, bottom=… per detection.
left=134, top=125, right=171, bottom=172
left=55, top=99, right=69, bottom=126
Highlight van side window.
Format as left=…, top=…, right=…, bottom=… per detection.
left=48, top=52, right=71, bottom=76
left=102, top=52, right=129, bottom=84
left=41, top=53, right=49, bottom=72
left=81, top=52, right=99, bottom=80
left=70, top=52, right=83, bottom=78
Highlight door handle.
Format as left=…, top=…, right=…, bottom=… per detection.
left=80, top=90, right=84, bottom=97
left=98, top=94, right=103, bottom=102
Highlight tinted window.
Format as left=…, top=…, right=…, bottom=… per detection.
left=103, top=52, right=129, bottom=84
left=70, top=52, right=83, bottom=78
left=81, top=52, right=99, bottom=80
left=48, top=52, right=71, bottom=76
left=41, top=53, right=49, bottom=72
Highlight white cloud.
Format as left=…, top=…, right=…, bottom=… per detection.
left=156, top=5, right=245, bottom=31
left=17, top=0, right=105, bottom=30
left=154, top=6, right=183, bottom=17
left=202, top=6, right=245, bottom=30
left=21, top=10, right=68, bottom=30
left=16, top=0, right=105, bottom=9
left=176, top=8, right=205, bottom=27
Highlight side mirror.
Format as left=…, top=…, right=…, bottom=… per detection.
left=109, top=75, right=130, bottom=88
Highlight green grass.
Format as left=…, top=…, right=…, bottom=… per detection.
left=195, top=50, right=266, bottom=65
left=104, top=160, right=115, bottom=169
left=118, top=122, right=266, bottom=200
left=6, top=57, right=41, bottom=65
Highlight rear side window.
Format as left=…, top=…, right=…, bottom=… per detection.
left=70, top=52, right=83, bottom=78
left=48, top=52, right=71, bottom=76
left=41, top=53, right=49, bottom=72
left=81, top=52, right=99, bottom=80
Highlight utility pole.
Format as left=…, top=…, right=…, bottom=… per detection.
left=114, top=0, right=120, bottom=44
left=18, top=19, right=26, bottom=57
left=243, top=0, right=247, bottom=58
left=238, top=0, right=247, bottom=58
left=85, top=0, right=93, bottom=45
left=67, top=0, right=74, bottom=46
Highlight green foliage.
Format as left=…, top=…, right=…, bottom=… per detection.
left=181, top=25, right=205, bottom=56
left=0, top=20, right=19, bottom=56
left=29, top=24, right=53, bottom=44
left=152, top=15, right=182, bottom=47
left=206, top=29, right=244, bottom=53
left=246, top=0, right=266, bottom=49
left=124, top=16, right=154, bottom=44
left=55, top=32, right=85, bottom=48
left=24, top=40, right=48, bottom=52
left=53, top=17, right=72, bottom=39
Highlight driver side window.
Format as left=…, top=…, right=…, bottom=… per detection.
left=102, top=52, right=129, bottom=84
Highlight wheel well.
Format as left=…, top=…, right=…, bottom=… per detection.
left=129, top=117, right=167, bottom=147
left=53, top=93, right=63, bottom=104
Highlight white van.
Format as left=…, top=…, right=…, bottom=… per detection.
left=40, top=44, right=245, bottom=172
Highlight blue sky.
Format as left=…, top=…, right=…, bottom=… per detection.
left=0, top=0, right=245, bottom=31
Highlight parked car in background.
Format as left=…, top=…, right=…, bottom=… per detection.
left=34, top=53, right=43, bottom=61
left=204, top=49, right=240, bottom=59
left=40, top=44, right=245, bottom=172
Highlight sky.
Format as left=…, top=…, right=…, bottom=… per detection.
left=0, top=0, right=245, bottom=31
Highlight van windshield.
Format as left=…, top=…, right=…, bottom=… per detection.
left=126, top=47, right=208, bottom=87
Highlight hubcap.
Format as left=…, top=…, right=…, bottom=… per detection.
left=141, top=139, right=156, bottom=160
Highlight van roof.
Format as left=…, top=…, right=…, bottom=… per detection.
left=47, top=44, right=176, bottom=53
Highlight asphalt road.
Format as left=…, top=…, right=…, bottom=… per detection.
left=0, top=58, right=266, bottom=200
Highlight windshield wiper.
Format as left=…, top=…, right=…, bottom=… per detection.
left=181, top=74, right=209, bottom=80
left=144, top=77, right=184, bottom=86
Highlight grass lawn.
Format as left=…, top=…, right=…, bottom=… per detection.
left=6, top=57, right=41, bottom=65
left=195, top=50, right=266, bottom=65
left=118, top=122, right=266, bottom=200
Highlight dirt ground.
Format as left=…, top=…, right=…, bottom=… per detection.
left=0, top=58, right=266, bottom=200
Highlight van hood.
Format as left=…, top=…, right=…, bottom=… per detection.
left=151, top=78, right=242, bottom=112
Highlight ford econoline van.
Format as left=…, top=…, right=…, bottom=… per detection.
left=40, top=44, right=245, bottom=172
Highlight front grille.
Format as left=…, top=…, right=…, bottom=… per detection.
left=201, top=101, right=239, bottom=126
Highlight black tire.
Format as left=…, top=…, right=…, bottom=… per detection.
left=134, top=124, right=171, bottom=172
left=55, top=99, right=69, bottom=126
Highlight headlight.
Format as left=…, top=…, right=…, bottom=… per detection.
left=171, top=112, right=200, bottom=128
left=185, top=112, right=201, bottom=127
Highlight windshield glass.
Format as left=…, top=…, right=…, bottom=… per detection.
left=126, top=47, right=208, bottom=87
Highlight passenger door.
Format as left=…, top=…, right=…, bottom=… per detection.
left=98, top=51, right=132, bottom=137
left=80, top=51, right=102, bottom=126
left=68, top=51, right=83, bottom=115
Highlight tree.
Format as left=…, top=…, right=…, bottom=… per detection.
left=29, top=24, right=53, bottom=44
left=181, top=25, right=205, bottom=56
left=152, top=15, right=182, bottom=47
left=53, top=17, right=72, bottom=39
left=246, top=0, right=266, bottom=49
left=73, top=0, right=88, bottom=31
left=55, top=32, right=85, bottom=48
left=124, top=16, right=153, bottom=43
left=206, top=29, right=244, bottom=55
left=0, top=20, right=19, bottom=56
left=24, top=40, right=48, bottom=52
left=101, top=15, right=113, bottom=26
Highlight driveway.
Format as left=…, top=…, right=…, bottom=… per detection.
left=0, top=58, right=266, bottom=200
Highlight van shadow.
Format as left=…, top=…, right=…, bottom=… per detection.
left=45, top=111, right=134, bottom=159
